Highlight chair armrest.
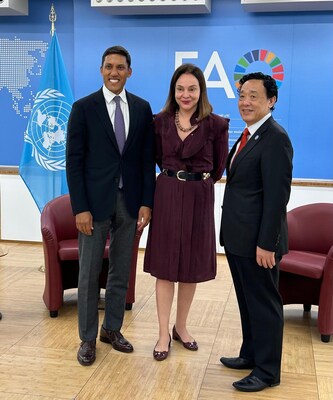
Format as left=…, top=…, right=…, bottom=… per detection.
left=41, top=214, right=63, bottom=311
left=318, top=245, right=333, bottom=335
left=125, top=229, right=143, bottom=305
left=41, top=213, right=61, bottom=274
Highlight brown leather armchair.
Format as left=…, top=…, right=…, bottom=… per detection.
left=279, top=203, right=333, bottom=342
left=41, top=194, right=142, bottom=317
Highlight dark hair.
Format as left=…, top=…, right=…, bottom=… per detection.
left=238, top=72, right=278, bottom=111
left=101, top=46, right=131, bottom=68
left=163, top=63, right=212, bottom=120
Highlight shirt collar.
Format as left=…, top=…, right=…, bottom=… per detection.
left=247, top=112, right=271, bottom=136
left=102, top=85, right=127, bottom=104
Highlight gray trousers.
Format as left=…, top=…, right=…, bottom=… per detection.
left=78, top=190, right=137, bottom=341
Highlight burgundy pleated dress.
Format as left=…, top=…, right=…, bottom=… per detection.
left=143, top=111, right=229, bottom=283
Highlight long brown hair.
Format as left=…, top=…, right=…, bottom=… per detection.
left=163, top=64, right=212, bottom=120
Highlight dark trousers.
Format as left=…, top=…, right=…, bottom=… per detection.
left=225, top=250, right=284, bottom=384
left=78, top=190, right=137, bottom=341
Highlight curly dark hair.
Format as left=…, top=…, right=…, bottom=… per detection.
left=238, top=72, right=278, bottom=111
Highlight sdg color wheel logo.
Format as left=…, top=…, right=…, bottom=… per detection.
left=234, top=49, right=284, bottom=88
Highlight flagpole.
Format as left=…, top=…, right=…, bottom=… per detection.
left=38, top=3, right=57, bottom=274
left=49, top=3, right=57, bottom=223
left=49, top=4, right=56, bottom=36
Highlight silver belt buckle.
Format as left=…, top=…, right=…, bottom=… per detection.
left=176, top=170, right=186, bottom=181
left=202, top=172, right=210, bottom=180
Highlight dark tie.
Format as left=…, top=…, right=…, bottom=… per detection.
left=113, top=96, right=126, bottom=154
left=235, top=128, right=250, bottom=157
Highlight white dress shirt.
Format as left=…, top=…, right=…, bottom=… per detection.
left=102, top=85, right=130, bottom=139
left=231, top=112, right=272, bottom=165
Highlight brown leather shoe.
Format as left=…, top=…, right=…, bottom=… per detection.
left=77, top=340, right=96, bottom=366
left=99, top=326, right=134, bottom=353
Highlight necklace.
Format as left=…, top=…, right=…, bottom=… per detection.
left=175, top=111, right=198, bottom=133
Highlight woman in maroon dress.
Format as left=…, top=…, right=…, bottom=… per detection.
left=144, top=64, right=229, bottom=361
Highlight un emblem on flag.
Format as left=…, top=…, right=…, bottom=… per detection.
left=24, top=88, right=72, bottom=171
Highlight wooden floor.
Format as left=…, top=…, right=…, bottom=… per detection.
left=0, top=241, right=332, bottom=400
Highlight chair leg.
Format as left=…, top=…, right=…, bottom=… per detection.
left=50, top=310, right=58, bottom=318
left=321, top=334, right=330, bottom=343
left=303, top=304, right=311, bottom=312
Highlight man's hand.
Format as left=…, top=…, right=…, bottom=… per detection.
left=137, top=206, right=152, bottom=231
left=256, top=246, right=275, bottom=269
left=75, top=211, right=94, bottom=235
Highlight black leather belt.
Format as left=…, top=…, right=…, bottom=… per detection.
left=163, top=169, right=210, bottom=181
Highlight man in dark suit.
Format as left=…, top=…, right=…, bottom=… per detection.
left=66, top=46, right=155, bottom=366
left=220, top=72, right=293, bottom=392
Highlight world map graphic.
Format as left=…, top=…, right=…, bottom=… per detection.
left=0, top=37, right=48, bottom=118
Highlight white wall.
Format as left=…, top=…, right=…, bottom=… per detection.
left=0, top=174, right=332, bottom=253
left=0, top=174, right=41, bottom=242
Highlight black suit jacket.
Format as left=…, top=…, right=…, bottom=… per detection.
left=66, top=88, right=155, bottom=221
left=220, top=116, right=293, bottom=258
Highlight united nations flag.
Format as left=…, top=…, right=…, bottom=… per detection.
left=19, top=32, right=73, bottom=212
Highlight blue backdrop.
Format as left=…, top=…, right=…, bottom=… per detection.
left=0, top=0, right=332, bottom=180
